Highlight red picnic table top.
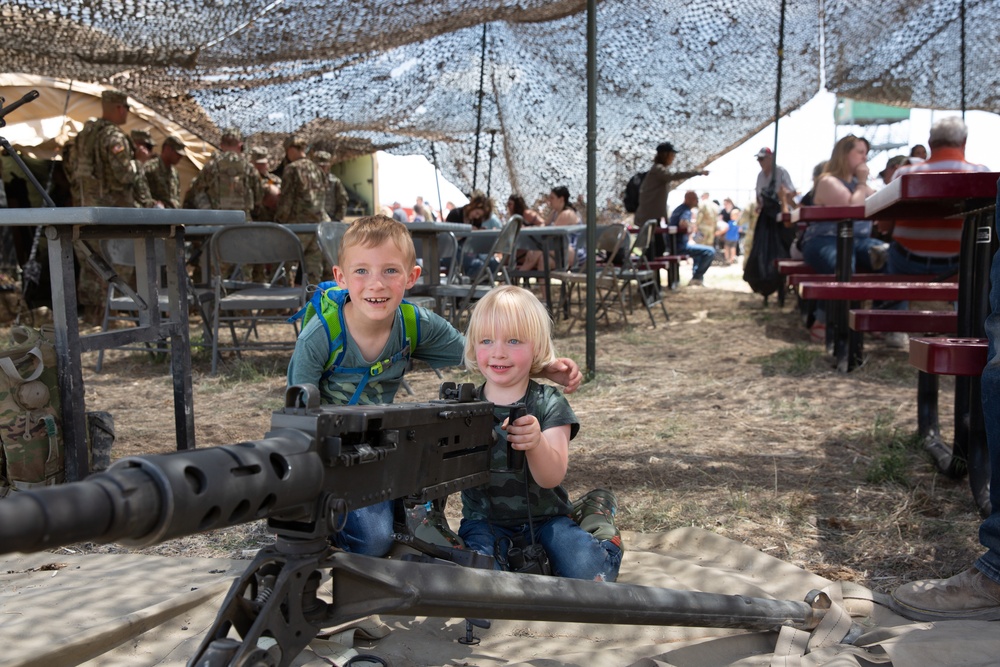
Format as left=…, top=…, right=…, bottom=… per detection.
left=790, top=205, right=866, bottom=223
left=864, top=171, right=1000, bottom=219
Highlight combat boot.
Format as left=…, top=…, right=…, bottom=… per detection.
left=572, top=488, right=622, bottom=549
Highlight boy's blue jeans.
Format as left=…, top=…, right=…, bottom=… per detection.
left=459, top=515, right=622, bottom=582
left=975, top=192, right=1000, bottom=585
left=332, top=500, right=396, bottom=557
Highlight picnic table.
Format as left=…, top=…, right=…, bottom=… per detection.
left=865, top=171, right=1000, bottom=515
left=790, top=205, right=867, bottom=371
left=0, top=207, right=246, bottom=480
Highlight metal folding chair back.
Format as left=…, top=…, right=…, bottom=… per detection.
left=432, top=217, right=522, bottom=327
left=208, top=223, right=308, bottom=374
left=551, top=224, right=631, bottom=330
left=622, top=219, right=670, bottom=326
left=316, top=221, right=349, bottom=270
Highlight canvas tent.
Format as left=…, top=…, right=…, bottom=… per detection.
left=0, top=73, right=215, bottom=192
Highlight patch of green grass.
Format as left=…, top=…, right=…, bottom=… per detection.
left=752, top=345, right=825, bottom=377
left=861, top=410, right=922, bottom=485
left=768, top=396, right=813, bottom=422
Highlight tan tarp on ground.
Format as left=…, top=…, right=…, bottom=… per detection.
left=3, top=527, right=999, bottom=667
left=0, top=73, right=215, bottom=192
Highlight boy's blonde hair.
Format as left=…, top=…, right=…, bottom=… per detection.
left=337, top=214, right=417, bottom=269
left=464, top=285, right=557, bottom=376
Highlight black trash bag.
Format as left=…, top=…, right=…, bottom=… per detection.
left=743, top=188, right=792, bottom=299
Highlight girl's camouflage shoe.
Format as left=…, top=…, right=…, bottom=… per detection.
left=572, top=488, right=622, bottom=549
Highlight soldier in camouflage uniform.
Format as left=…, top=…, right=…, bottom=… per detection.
left=184, top=128, right=262, bottom=282
left=184, top=128, right=261, bottom=220
left=250, top=146, right=281, bottom=222
left=129, top=128, right=157, bottom=208
left=312, top=150, right=349, bottom=221
left=66, top=89, right=142, bottom=321
left=143, top=135, right=184, bottom=209
left=275, top=135, right=329, bottom=286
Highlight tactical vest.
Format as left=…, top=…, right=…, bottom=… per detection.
left=68, top=119, right=106, bottom=205
left=0, top=326, right=64, bottom=495
left=290, top=282, right=420, bottom=405
left=211, top=152, right=254, bottom=214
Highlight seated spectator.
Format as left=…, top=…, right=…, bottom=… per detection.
left=801, top=135, right=883, bottom=276
left=672, top=190, right=715, bottom=286
left=447, top=191, right=502, bottom=277
left=545, top=186, right=584, bottom=269
left=509, top=193, right=548, bottom=270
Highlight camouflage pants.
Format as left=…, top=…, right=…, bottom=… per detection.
left=296, top=233, right=326, bottom=288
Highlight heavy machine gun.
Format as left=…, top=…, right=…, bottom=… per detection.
left=0, top=383, right=858, bottom=666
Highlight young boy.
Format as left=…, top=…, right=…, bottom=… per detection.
left=459, top=285, right=622, bottom=581
left=286, top=215, right=581, bottom=556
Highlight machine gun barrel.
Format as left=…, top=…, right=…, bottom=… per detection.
left=0, top=428, right=321, bottom=554
left=0, top=385, right=495, bottom=555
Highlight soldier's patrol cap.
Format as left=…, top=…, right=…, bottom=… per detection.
left=102, top=89, right=129, bottom=107
left=312, top=150, right=332, bottom=164
left=130, top=129, right=154, bottom=147
left=163, top=135, right=186, bottom=152
left=250, top=146, right=270, bottom=163
left=220, top=127, right=243, bottom=143
left=283, top=135, right=308, bottom=150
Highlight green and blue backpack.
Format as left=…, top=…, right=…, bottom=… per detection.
left=290, top=281, right=421, bottom=404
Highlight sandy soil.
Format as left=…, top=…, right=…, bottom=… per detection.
left=3, top=260, right=983, bottom=593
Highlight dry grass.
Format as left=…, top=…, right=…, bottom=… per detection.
left=6, top=264, right=983, bottom=593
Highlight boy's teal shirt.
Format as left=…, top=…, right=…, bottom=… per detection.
left=287, top=302, right=464, bottom=405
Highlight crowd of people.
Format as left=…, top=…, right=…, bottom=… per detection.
left=58, top=89, right=355, bottom=320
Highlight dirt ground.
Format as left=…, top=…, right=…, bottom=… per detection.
left=4, top=261, right=984, bottom=594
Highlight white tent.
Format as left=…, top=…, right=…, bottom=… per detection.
left=1, top=73, right=215, bottom=192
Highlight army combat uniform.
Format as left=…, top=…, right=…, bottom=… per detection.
left=185, top=151, right=261, bottom=220
left=144, top=156, right=181, bottom=208
left=275, top=156, right=329, bottom=286
left=67, top=116, right=140, bottom=316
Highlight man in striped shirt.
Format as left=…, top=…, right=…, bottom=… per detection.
left=881, top=117, right=991, bottom=276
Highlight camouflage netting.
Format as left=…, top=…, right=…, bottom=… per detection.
left=1, top=0, right=996, bottom=208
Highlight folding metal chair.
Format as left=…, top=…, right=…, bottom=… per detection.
left=431, top=217, right=522, bottom=328
left=621, top=219, right=670, bottom=326
left=551, top=224, right=631, bottom=330
left=94, top=238, right=213, bottom=372
left=208, top=223, right=308, bottom=374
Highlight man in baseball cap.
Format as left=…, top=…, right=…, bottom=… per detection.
left=632, top=141, right=709, bottom=260
left=754, top=147, right=796, bottom=209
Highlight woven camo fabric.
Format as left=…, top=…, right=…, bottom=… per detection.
left=0, top=0, right=991, bottom=206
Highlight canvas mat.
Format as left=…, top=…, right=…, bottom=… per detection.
left=2, top=527, right=998, bottom=667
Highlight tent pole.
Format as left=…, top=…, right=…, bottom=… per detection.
left=771, top=0, right=786, bottom=193
left=472, top=23, right=487, bottom=192
left=486, top=130, right=496, bottom=198
left=585, top=0, right=597, bottom=379
left=431, top=141, right=444, bottom=222
left=960, top=0, right=966, bottom=118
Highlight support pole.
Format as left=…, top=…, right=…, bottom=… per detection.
left=585, top=0, right=598, bottom=379
left=430, top=142, right=444, bottom=221
left=472, top=23, right=488, bottom=192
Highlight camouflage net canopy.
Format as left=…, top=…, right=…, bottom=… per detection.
left=2, top=0, right=996, bottom=208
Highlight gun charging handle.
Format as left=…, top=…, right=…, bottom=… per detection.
left=505, top=403, right=528, bottom=471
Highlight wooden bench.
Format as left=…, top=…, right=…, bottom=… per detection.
left=798, top=281, right=958, bottom=302
left=647, top=254, right=689, bottom=290
left=909, top=336, right=987, bottom=376
left=908, top=336, right=991, bottom=517
left=849, top=309, right=957, bottom=334
left=788, top=273, right=937, bottom=288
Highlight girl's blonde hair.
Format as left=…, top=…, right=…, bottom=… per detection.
left=338, top=214, right=417, bottom=269
left=464, top=285, right=557, bottom=376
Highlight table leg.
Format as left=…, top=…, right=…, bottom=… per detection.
left=46, top=227, right=89, bottom=482
left=833, top=220, right=856, bottom=372
left=168, top=228, right=196, bottom=449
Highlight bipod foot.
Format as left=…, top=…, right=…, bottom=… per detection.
left=458, top=618, right=491, bottom=645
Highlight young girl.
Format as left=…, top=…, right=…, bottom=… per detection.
left=459, top=285, right=622, bottom=581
